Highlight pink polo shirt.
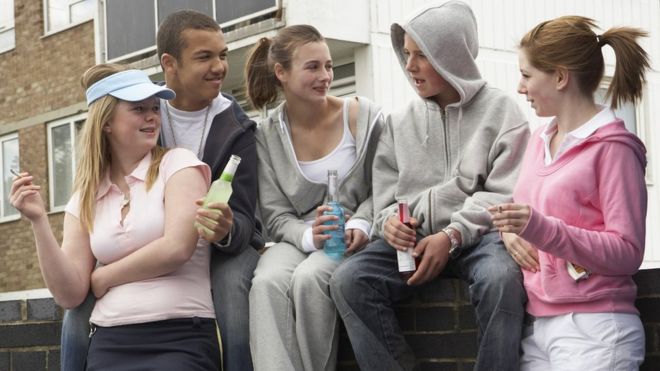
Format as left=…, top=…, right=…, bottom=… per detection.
left=66, top=148, right=215, bottom=326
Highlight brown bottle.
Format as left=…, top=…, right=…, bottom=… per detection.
left=397, top=199, right=418, bottom=280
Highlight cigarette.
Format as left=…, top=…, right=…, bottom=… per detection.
left=10, top=169, right=22, bottom=178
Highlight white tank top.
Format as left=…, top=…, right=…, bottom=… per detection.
left=298, top=98, right=356, bottom=184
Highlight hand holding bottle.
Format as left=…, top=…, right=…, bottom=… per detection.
left=312, top=205, right=341, bottom=250
left=383, top=214, right=417, bottom=251
left=195, top=200, right=233, bottom=243
left=390, top=200, right=419, bottom=280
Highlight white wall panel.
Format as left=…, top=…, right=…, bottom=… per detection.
left=641, top=78, right=660, bottom=267
left=285, top=0, right=370, bottom=43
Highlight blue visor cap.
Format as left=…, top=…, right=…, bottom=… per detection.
left=85, top=69, right=175, bottom=106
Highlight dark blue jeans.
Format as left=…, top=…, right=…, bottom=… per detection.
left=329, top=232, right=526, bottom=371
left=60, top=246, right=260, bottom=371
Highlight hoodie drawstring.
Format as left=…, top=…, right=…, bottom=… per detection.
left=423, top=101, right=431, bottom=146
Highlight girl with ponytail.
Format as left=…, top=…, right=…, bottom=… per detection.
left=491, top=16, right=650, bottom=370
left=245, top=24, right=383, bottom=371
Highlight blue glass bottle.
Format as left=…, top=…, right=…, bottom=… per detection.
left=323, top=170, right=345, bottom=260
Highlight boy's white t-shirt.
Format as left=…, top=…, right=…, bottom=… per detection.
left=159, top=93, right=232, bottom=157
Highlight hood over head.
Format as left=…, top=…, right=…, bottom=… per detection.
left=391, top=0, right=486, bottom=105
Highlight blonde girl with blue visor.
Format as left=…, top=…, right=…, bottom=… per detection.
left=9, top=64, right=220, bottom=370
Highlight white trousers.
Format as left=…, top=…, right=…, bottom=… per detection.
left=249, top=242, right=340, bottom=371
left=521, top=312, right=645, bottom=371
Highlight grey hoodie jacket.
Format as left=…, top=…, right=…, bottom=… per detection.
left=257, top=97, right=383, bottom=251
left=373, top=0, right=530, bottom=247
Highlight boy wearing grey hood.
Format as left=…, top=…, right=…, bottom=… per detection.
left=330, top=1, right=529, bottom=370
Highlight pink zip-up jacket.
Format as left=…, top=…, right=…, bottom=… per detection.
left=514, top=120, right=647, bottom=317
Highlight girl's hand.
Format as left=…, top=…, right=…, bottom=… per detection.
left=501, top=232, right=539, bottom=272
left=488, top=203, right=531, bottom=234
left=312, top=205, right=340, bottom=250
left=9, top=172, right=46, bottom=221
left=345, top=229, right=368, bottom=256
left=90, top=265, right=110, bottom=299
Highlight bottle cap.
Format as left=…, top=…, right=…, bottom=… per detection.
left=223, top=155, right=242, bottom=176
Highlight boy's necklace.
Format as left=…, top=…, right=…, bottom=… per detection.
left=164, top=101, right=211, bottom=158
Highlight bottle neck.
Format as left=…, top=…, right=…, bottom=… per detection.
left=218, top=155, right=241, bottom=183
left=327, top=174, right=339, bottom=203
left=398, top=201, right=410, bottom=224
left=219, top=172, right=234, bottom=182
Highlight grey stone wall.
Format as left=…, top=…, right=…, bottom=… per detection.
left=2, top=270, right=659, bottom=370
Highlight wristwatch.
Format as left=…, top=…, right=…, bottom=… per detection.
left=442, top=227, right=461, bottom=260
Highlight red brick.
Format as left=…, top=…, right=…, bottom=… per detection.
left=0, top=0, right=93, bottom=292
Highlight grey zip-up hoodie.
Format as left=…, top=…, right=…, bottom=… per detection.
left=257, top=97, right=383, bottom=251
left=373, top=0, right=530, bottom=247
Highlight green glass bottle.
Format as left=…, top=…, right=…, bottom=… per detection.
left=204, top=155, right=241, bottom=207
left=196, top=154, right=241, bottom=233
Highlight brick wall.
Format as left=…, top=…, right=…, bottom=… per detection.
left=0, top=298, right=62, bottom=371
left=0, top=0, right=94, bottom=127
left=337, top=278, right=478, bottom=371
left=1, top=269, right=659, bottom=371
left=336, top=269, right=660, bottom=370
left=0, top=0, right=94, bottom=293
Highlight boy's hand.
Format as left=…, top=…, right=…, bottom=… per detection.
left=406, top=232, right=450, bottom=286
left=383, top=215, right=417, bottom=251
left=195, top=199, right=233, bottom=243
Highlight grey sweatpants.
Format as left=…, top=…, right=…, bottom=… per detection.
left=249, top=242, right=340, bottom=371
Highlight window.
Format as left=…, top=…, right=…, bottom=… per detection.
left=1, top=134, right=19, bottom=220
left=214, top=0, right=278, bottom=27
left=0, top=0, right=15, bottom=53
left=44, top=0, right=95, bottom=34
left=329, top=62, right=356, bottom=98
left=103, top=0, right=278, bottom=61
left=47, top=115, right=85, bottom=211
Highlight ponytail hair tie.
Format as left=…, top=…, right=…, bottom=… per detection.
left=596, top=34, right=606, bottom=47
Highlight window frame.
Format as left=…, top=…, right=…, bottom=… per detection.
left=101, top=0, right=279, bottom=62
left=43, top=0, right=95, bottom=36
left=214, top=0, right=279, bottom=28
left=46, top=113, right=86, bottom=212
left=0, top=0, right=15, bottom=54
left=0, top=133, right=20, bottom=222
